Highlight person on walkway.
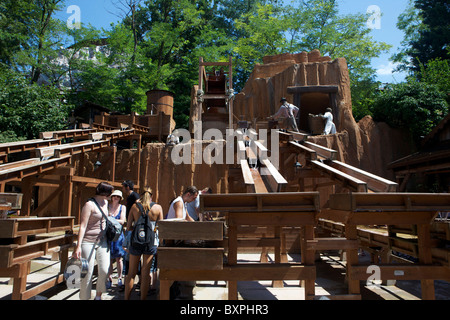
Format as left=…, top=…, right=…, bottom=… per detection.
left=121, top=180, right=140, bottom=279
left=321, top=107, right=336, bottom=135
left=124, top=187, right=163, bottom=300
left=72, top=182, right=113, bottom=300
left=166, top=186, right=198, bottom=221
left=106, top=189, right=126, bottom=291
left=272, top=97, right=299, bottom=132
left=122, top=180, right=140, bottom=221
left=186, top=187, right=212, bottom=221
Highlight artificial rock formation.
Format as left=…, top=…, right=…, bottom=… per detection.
left=234, top=50, right=412, bottom=179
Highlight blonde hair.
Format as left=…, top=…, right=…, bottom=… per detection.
left=140, top=186, right=153, bottom=212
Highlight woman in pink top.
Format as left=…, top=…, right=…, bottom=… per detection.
left=73, top=182, right=113, bottom=300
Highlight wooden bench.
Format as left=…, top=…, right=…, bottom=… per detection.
left=319, top=192, right=450, bottom=300
left=197, top=192, right=320, bottom=300
left=0, top=216, right=75, bottom=300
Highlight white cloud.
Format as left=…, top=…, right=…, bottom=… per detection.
left=376, top=62, right=399, bottom=75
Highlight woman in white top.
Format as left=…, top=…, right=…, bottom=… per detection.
left=166, top=186, right=198, bottom=221
left=72, top=182, right=113, bottom=300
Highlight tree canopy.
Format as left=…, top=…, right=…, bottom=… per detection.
left=0, top=0, right=405, bottom=142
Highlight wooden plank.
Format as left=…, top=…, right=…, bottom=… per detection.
left=304, top=142, right=337, bottom=160
left=229, top=211, right=316, bottom=227
left=160, top=264, right=316, bottom=281
left=237, top=141, right=246, bottom=161
left=54, top=140, right=110, bottom=158
left=0, top=233, right=75, bottom=268
left=309, top=160, right=368, bottom=192
left=287, top=85, right=339, bottom=94
left=251, top=169, right=268, bottom=193
left=158, top=220, right=224, bottom=241
left=329, top=161, right=398, bottom=192
left=306, top=238, right=359, bottom=251
left=289, top=141, right=317, bottom=161
left=253, top=141, right=268, bottom=159
left=201, top=192, right=320, bottom=213
left=349, top=265, right=450, bottom=281
left=319, top=208, right=437, bottom=225
left=260, top=159, right=287, bottom=192
left=0, top=159, right=41, bottom=172
left=21, top=274, right=65, bottom=301
left=158, top=247, right=224, bottom=270
left=0, top=139, right=61, bottom=158
left=0, top=217, right=74, bottom=238
left=0, top=156, right=72, bottom=184
left=329, top=193, right=450, bottom=212
left=237, top=238, right=281, bottom=247
left=39, top=128, right=96, bottom=140
left=286, top=131, right=309, bottom=142
left=240, top=159, right=254, bottom=185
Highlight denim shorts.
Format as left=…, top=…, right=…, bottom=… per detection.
left=129, top=245, right=157, bottom=257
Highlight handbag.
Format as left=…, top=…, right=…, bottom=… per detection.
left=90, top=198, right=123, bottom=242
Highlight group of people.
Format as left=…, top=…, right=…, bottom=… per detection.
left=72, top=180, right=210, bottom=300
left=270, top=97, right=336, bottom=135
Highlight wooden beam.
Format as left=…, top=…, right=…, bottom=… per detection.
left=289, top=141, right=317, bottom=161
left=304, top=141, right=337, bottom=160
left=158, top=220, right=224, bottom=241
left=287, top=85, right=339, bottom=94
left=309, top=160, right=368, bottom=192
left=158, top=247, right=224, bottom=270
left=159, top=264, right=316, bottom=281
left=200, top=192, right=321, bottom=213
left=0, top=139, right=61, bottom=159
left=349, top=265, right=450, bottom=281
left=260, top=158, right=287, bottom=192
left=329, top=160, right=398, bottom=192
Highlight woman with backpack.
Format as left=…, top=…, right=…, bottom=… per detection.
left=72, top=182, right=113, bottom=300
left=124, top=186, right=164, bottom=300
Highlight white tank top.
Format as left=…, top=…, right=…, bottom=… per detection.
left=166, top=196, right=186, bottom=219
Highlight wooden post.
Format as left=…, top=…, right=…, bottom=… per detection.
left=272, top=226, right=284, bottom=288
left=227, top=216, right=238, bottom=300
left=62, top=167, right=74, bottom=217
left=111, top=145, right=116, bottom=182
left=198, top=57, right=203, bottom=124
left=160, top=280, right=171, bottom=300
left=20, top=177, right=33, bottom=216
left=417, top=223, right=435, bottom=300
left=136, top=135, right=141, bottom=193
left=345, top=225, right=360, bottom=296
left=303, top=225, right=315, bottom=299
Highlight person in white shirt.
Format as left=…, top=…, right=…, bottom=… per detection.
left=166, top=186, right=198, bottom=221
left=186, top=187, right=212, bottom=221
left=321, top=108, right=336, bottom=135
left=272, top=97, right=299, bottom=132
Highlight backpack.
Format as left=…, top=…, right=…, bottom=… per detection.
left=130, top=202, right=156, bottom=252
left=90, top=198, right=123, bottom=243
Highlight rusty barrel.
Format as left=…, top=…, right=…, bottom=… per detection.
left=146, top=89, right=174, bottom=117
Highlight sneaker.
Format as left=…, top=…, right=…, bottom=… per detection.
left=118, top=279, right=125, bottom=292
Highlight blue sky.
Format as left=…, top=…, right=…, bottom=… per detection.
left=57, top=0, right=410, bottom=84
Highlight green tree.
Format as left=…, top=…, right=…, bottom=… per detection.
left=393, top=0, right=449, bottom=74
left=371, top=81, right=448, bottom=144
left=0, top=67, right=71, bottom=142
